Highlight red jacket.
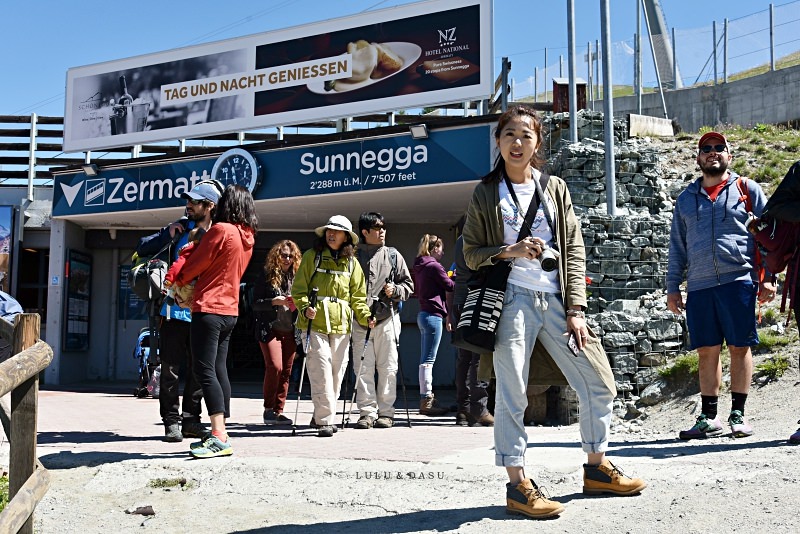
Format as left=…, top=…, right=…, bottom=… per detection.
left=175, top=223, right=255, bottom=315
left=165, top=242, right=197, bottom=285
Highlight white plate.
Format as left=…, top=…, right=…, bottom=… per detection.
left=307, top=42, right=422, bottom=94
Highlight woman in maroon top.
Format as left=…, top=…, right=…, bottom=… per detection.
left=412, top=233, right=454, bottom=416
left=175, top=185, right=257, bottom=458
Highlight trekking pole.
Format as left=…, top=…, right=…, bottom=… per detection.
left=388, top=294, right=412, bottom=428
left=344, top=322, right=372, bottom=429
left=292, top=287, right=318, bottom=437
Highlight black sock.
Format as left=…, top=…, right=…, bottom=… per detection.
left=731, top=392, right=748, bottom=414
left=701, top=395, right=719, bottom=419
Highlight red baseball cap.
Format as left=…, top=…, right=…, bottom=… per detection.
left=698, top=131, right=729, bottom=149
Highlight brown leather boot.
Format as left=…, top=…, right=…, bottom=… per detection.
left=583, top=459, right=647, bottom=496
left=506, top=479, right=564, bottom=519
left=472, top=413, right=495, bottom=427
left=419, top=394, right=449, bottom=416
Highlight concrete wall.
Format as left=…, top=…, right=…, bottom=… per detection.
left=614, top=65, right=800, bottom=132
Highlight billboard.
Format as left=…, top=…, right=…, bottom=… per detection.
left=53, top=123, right=492, bottom=217
left=64, top=0, right=492, bottom=153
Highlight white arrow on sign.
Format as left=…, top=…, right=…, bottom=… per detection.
left=60, top=181, right=84, bottom=207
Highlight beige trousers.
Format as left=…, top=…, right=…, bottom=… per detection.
left=306, top=331, right=350, bottom=426
left=352, top=315, right=400, bottom=418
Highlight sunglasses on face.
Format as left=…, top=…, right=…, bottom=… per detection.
left=371, top=225, right=386, bottom=231
left=280, top=253, right=293, bottom=259
left=699, top=144, right=727, bottom=154
left=187, top=199, right=204, bottom=206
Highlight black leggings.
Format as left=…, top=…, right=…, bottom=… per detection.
left=191, top=312, right=237, bottom=417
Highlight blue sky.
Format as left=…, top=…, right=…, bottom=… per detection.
left=1, top=0, right=793, bottom=117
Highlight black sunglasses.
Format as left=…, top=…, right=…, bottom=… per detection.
left=187, top=198, right=205, bottom=206
left=371, top=225, right=386, bottom=231
left=279, top=253, right=293, bottom=259
left=699, top=144, right=727, bottom=154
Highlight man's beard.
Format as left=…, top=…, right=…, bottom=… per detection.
left=187, top=209, right=205, bottom=222
left=699, top=158, right=728, bottom=177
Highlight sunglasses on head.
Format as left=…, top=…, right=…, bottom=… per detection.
left=699, top=144, right=727, bottom=154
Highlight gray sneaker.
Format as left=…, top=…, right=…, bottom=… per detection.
left=164, top=423, right=182, bottom=442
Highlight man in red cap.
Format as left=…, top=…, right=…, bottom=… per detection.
left=666, top=131, right=776, bottom=440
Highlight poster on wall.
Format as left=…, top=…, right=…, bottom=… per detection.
left=0, top=206, right=14, bottom=293
left=63, top=0, right=491, bottom=152
left=64, top=250, right=92, bottom=351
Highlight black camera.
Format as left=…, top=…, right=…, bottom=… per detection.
left=538, top=246, right=560, bottom=272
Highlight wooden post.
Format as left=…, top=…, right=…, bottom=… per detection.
left=9, top=314, right=40, bottom=534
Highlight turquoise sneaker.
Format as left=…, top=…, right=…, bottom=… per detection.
left=678, top=414, right=724, bottom=440
left=728, top=410, right=754, bottom=438
left=190, top=436, right=232, bottom=458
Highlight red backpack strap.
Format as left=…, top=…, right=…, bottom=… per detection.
left=736, top=176, right=752, bottom=212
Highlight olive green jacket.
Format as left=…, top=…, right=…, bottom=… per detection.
left=293, top=248, right=371, bottom=334
left=462, top=175, right=616, bottom=395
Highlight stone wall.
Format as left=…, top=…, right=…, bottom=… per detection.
left=540, top=110, right=686, bottom=412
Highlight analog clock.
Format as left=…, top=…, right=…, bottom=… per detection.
left=210, top=148, right=262, bottom=193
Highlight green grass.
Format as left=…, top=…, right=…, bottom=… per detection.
left=756, top=328, right=794, bottom=351
left=147, top=477, right=192, bottom=490
left=658, top=352, right=699, bottom=380
left=755, top=356, right=790, bottom=381
left=0, top=474, right=8, bottom=513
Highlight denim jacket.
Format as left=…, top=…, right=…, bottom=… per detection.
left=667, top=171, right=767, bottom=294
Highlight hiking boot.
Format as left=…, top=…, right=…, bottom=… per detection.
left=317, top=425, right=336, bottom=437
left=506, top=479, right=564, bottom=519
left=164, top=423, right=182, bottom=443
left=275, top=413, right=292, bottom=425
left=419, top=395, right=449, bottom=416
left=472, top=413, right=495, bottom=427
left=190, top=436, right=233, bottom=459
left=310, top=418, right=338, bottom=433
left=678, top=414, right=724, bottom=440
left=181, top=421, right=207, bottom=439
left=356, top=415, right=375, bottom=429
left=790, top=421, right=800, bottom=444
left=728, top=410, right=754, bottom=438
left=374, top=416, right=394, bottom=428
left=263, top=409, right=278, bottom=425
left=583, top=459, right=647, bottom=496
left=456, top=412, right=470, bottom=426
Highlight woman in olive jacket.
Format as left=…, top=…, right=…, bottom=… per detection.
left=292, top=215, right=374, bottom=437
left=462, top=105, right=645, bottom=519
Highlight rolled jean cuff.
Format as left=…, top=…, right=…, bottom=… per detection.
left=495, top=454, right=525, bottom=467
left=581, top=440, right=609, bottom=454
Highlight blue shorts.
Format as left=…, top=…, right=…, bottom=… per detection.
left=685, top=280, right=759, bottom=349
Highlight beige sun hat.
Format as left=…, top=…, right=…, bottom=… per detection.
left=315, top=215, right=359, bottom=244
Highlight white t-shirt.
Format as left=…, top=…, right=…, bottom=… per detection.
left=499, top=178, right=561, bottom=293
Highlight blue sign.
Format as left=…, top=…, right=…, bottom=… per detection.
left=53, top=124, right=491, bottom=216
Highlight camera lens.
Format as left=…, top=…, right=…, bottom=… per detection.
left=539, top=249, right=558, bottom=272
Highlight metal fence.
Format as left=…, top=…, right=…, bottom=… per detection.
left=512, top=0, right=800, bottom=101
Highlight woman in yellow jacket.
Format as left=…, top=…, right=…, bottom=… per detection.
left=293, top=215, right=374, bottom=437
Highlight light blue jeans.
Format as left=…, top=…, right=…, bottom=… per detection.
left=417, top=311, right=444, bottom=366
left=493, top=283, right=613, bottom=467
left=417, top=311, right=444, bottom=397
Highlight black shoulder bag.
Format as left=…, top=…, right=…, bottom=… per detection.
left=453, top=174, right=546, bottom=354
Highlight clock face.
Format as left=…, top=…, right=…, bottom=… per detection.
left=211, top=148, right=261, bottom=193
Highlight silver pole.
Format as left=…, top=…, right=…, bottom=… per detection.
left=713, top=21, right=718, bottom=85
left=179, top=139, right=186, bottom=153
left=595, top=40, right=600, bottom=100
left=636, top=0, right=642, bottom=113
left=568, top=0, right=578, bottom=142
left=28, top=113, right=37, bottom=201
left=770, top=4, right=776, bottom=71
left=559, top=55, right=564, bottom=78
left=600, top=0, right=616, bottom=216
left=587, top=42, right=593, bottom=107
left=724, top=18, right=728, bottom=83
left=544, top=48, right=548, bottom=102
left=672, top=27, right=678, bottom=89
left=535, top=67, right=539, bottom=103
left=501, top=57, right=510, bottom=112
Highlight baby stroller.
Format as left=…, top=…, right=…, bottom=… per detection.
left=132, top=326, right=161, bottom=398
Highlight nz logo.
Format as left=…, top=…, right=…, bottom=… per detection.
left=85, top=179, right=106, bottom=206
left=438, top=27, right=456, bottom=47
